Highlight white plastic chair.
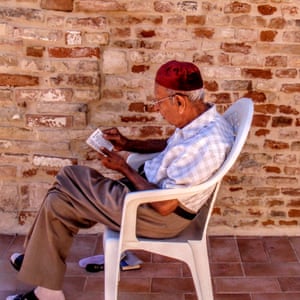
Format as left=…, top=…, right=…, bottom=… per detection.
left=103, top=98, right=254, bottom=300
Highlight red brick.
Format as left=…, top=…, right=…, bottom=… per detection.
left=255, top=129, right=270, bottom=136
left=247, top=188, right=280, bottom=197
left=138, top=30, right=155, bottom=38
left=120, top=115, right=155, bottom=123
left=75, top=1, right=126, bottom=12
left=221, top=42, right=251, bottom=54
left=279, top=220, right=298, bottom=226
left=194, top=54, right=214, bottom=65
left=281, top=84, right=300, bottom=93
left=264, top=139, right=289, bottom=150
left=279, top=105, right=299, bottom=115
left=262, top=219, right=275, bottom=226
left=269, top=17, right=287, bottom=29
left=275, top=69, right=298, bottom=78
left=131, top=65, right=150, bottom=73
left=48, top=47, right=100, bottom=58
left=272, top=116, right=293, bottom=127
left=0, top=74, right=39, bottom=87
left=244, top=91, right=266, bottom=103
left=139, top=126, right=164, bottom=138
left=288, top=210, right=300, bottom=218
left=252, top=115, right=271, bottom=127
left=260, top=30, right=277, bottom=42
left=242, top=68, right=272, bottom=79
left=111, top=27, right=131, bottom=38
left=224, top=1, right=251, bottom=13
left=255, top=104, right=277, bottom=114
left=186, top=15, right=206, bottom=25
left=288, top=200, right=300, bottom=207
left=291, top=142, right=300, bottom=151
left=66, top=16, right=107, bottom=29
left=265, top=56, right=287, bottom=67
left=128, top=102, right=145, bottom=112
left=282, top=189, right=300, bottom=196
left=22, top=168, right=38, bottom=177
left=204, top=80, right=218, bottom=91
left=263, top=166, right=281, bottom=174
left=258, top=5, right=277, bottom=15
left=26, top=46, right=45, bottom=57
left=267, top=199, right=284, bottom=207
left=41, top=0, right=73, bottom=11
left=193, top=28, right=214, bottom=38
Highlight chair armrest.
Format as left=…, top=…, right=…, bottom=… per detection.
left=119, top=183, right=215, bottom=245
left=126, top=152, right=159, bottom=171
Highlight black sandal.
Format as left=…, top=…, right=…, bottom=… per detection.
left=6, top=289, right=39, bottom=300
left=10, top=253, right=24, bottom=271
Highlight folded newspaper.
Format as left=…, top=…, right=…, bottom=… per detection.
left=78, top=250, right=143, bottom=272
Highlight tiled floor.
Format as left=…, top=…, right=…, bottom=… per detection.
left=1, top=234, right=300, bottom=300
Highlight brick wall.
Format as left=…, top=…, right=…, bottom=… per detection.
left=0, top=0, right=299, bottom=236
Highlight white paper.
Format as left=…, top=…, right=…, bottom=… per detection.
left=86, top=129, right=114, bottom=153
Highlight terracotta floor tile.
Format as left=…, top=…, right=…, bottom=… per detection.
left=209, top=237, right=240, bottom=262
left=251, top=293, right=286, bottom=300
left=119, top=277, right=151, bottom=293
left=264, top=236, right=298, bottom=262
left=237, top=238, right=268, bottom=262
left=211, top=263, right=243, bottom=277
left=119, top=292, right=185, bottom=300
left=151, top=277, right=194, bottom=293
left=244, top=262, right=300, bottom=276
left=121, top=262, right=182, bottom=278
left=214, top=277, right=281, bottom=293
left=278, top=277, right=300, bottom=292
left=289, top=237, right=300, bottom=260
left=0, top=235, right=14, bottom=257
left=214, top=294, right=251, bottom=300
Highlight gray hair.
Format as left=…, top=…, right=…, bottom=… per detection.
left=167, top=88, right=205, bottom=102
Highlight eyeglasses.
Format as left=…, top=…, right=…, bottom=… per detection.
left=151, top=95, right=173, bottom=106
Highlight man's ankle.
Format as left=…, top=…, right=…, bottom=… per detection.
left=35, top=287, right=65, bottom=300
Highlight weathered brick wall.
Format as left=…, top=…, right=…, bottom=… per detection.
left=0, top=0, right=299, bottom=235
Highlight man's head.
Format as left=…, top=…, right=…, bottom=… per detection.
left=155, top=60, right=203, bottom=92
left=153, top=60, right=207, bottom=128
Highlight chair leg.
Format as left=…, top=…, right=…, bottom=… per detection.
left=104, top=238, right=120, bottom=300
left=189, top=241, right=214, bottom=300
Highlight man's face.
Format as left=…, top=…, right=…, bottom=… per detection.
left=153, top=84, right=181, bottom=127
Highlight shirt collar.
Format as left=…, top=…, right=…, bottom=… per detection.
left=173, top=104, right=217, bottom=140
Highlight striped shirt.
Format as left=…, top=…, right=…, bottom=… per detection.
left=144, top=104, right=235, bottom=212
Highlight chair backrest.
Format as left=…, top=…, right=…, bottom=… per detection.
left=206, top=97, right=253, bottom=186
left=176, top=97, right=253, bottom=240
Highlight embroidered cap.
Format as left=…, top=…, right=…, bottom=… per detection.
left=155, top=60, right=203, bottom=91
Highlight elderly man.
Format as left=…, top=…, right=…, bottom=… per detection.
left=7, top=60, right=234, bottom=300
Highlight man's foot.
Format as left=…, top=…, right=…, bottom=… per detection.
left=10, top=253, right=24, bottom=271
left=6, top=289, right=38, bottom=300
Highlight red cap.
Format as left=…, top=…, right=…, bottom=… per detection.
left=155, top=60, right=203, bottom=91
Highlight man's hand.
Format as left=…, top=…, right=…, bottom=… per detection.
left=102, top=128, right=128, bottom=151
left=97, top=147, right=128, bottom=173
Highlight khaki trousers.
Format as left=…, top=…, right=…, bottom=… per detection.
left=18, top=165, right=190, bottom=290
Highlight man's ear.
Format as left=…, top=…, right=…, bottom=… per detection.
left=174, top=94, right=186, bottom=114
